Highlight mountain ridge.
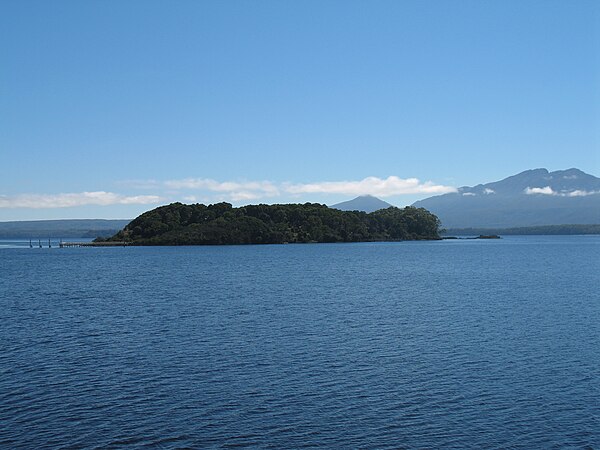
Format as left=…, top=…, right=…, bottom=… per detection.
left=413, top=168, right=600, bottom=228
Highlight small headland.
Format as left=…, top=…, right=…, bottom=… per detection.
left=99, top=202, right=443, bottom=246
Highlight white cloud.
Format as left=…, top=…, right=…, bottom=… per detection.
left=566, top=189, right=600, bottom=197
left=228, top=191, right=264, bottom=201
left=483, top=188, right=495, bottom=194
left=284, top=176, right=456, bottom=197
left=0, top=176, right=458, bottom=210
left=165, top=178, right=280, bottom=197
left=525, top=186, right=555, bottom=195
left=0, top=192, right=162, bottom=209
left=164, top=175, right=456, bottom=201
left=462, top=192, right=476, bottom=196
left=524, top=186, right=600, bottom=197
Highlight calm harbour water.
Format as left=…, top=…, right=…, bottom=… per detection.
left=1, top=236, right=599, bottom=449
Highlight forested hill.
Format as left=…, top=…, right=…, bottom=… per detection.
left=104, top=202, right=441, bottom=245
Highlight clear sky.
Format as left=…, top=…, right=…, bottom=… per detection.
left=1, top=0, right=598, bottom=220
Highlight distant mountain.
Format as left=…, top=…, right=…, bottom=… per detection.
left=331, top=195, right=393, bottom=213
left=412, top=168, right=600, bottom=228
left=0, top=219, right=130, bottom=238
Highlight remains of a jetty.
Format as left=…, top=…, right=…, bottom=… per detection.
left=59, top=241, right=130, bottom=248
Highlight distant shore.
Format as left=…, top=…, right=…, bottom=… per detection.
left=442, top=224, right=600, bottom=236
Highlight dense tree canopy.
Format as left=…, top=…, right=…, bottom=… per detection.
left=104, top=202, right=442, bottom=245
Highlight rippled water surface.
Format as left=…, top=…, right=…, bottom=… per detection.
left=1, top=236, right=599, bottom=448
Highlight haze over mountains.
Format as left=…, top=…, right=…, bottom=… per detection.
left=331, top=168, right=600, bottom=229
left=1, top=169, right=598, bottom=236
left=413, top=168, right=600, bottom=228
left=0, top=219, right=129, bottom=239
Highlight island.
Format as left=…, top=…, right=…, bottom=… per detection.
left=99, top=202, right=442, bottom=245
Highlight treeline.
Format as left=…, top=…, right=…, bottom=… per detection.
left=103, top=202, right=441, bottom=245
left=443, top=224, right=600, bottom=236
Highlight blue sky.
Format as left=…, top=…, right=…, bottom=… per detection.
left=1, top=0, right=598, bottom=220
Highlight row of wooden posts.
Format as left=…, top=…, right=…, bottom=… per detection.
left=30, top=239, right=55, bottom=248
left=28, top=239, right=129, bottom=248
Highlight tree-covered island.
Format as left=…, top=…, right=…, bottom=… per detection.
left=102, top=202, right=442, bottom=245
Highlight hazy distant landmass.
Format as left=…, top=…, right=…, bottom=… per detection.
left=0, top=219, right=130, bottom=238
left=331, top=195, right=393, bottom=213
left=104, top=202, right=441, bottom=245
left=443, top=224, right=600, bottom=236
left=413, top=168, right=600, bottom=228
left=6, top=168, right=599, bottom=240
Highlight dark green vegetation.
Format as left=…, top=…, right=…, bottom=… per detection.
left=443, top=224, right=600, bottom=236
left=104, top=202, right=441, bottom=245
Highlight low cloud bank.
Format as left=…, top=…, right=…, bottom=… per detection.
left=165, top=179, right=279, bottom=201
left=524, top=186, right=600, bottom=197
left=284, top=176, right=456, bottom=197
left=0, top=192, right=162, bottom=209
left=2, top=176, right=457, bottom=210
left=166, top=175, right=457, bottom=201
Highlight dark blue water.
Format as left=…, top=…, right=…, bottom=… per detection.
left=1, top=236, right=599, bottom=448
